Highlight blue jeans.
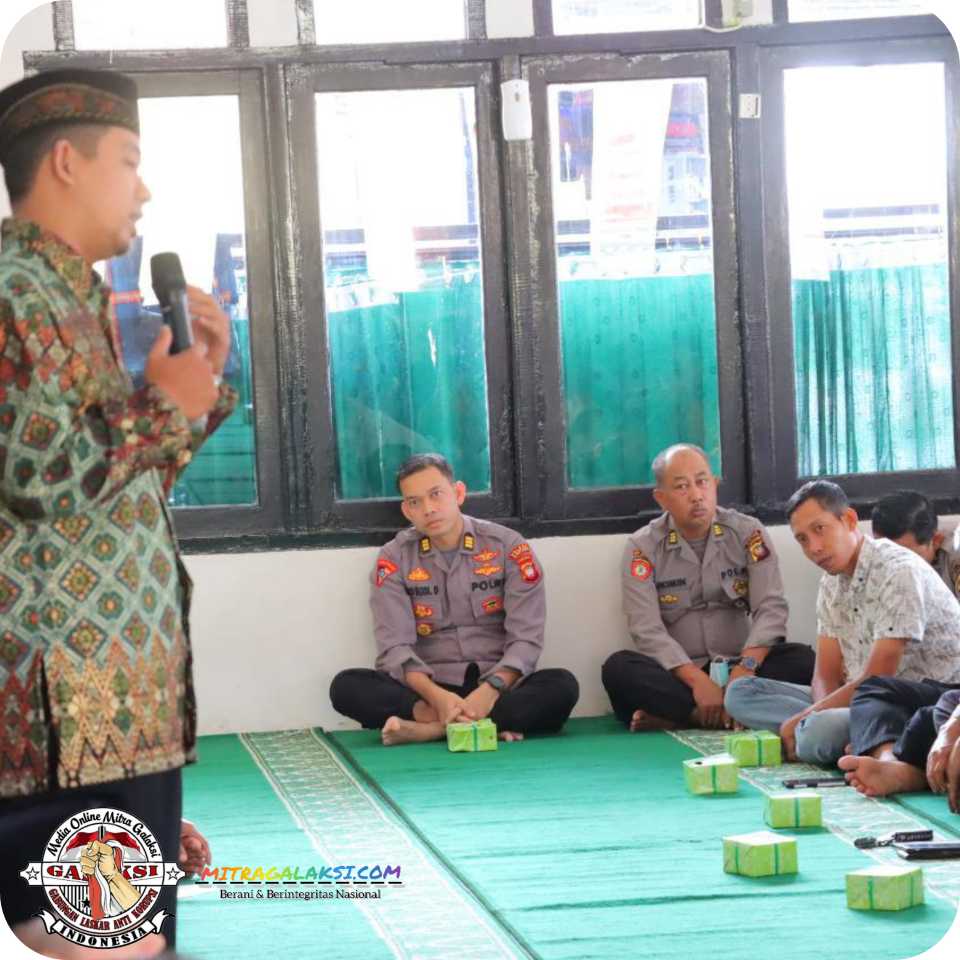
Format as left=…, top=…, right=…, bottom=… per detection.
left=724, top=676, right=850, bottom=765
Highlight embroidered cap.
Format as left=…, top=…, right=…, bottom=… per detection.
left=0, top=68, right=139, bottom=165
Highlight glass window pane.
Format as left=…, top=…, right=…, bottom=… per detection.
left=785, top=63, right=953, bottom=476
left=315, top=1, right=468, bottom=44
left=72, top=0, right=228, bottom=49
left=105, top=96, right=257, bottom=507
left=549, top=78, right=721, bottom=489
left=552, top=0, right=703, bottom=35
left=789, top=0, right=928, bottom=21
left=316, top=89, right=491, bottom=501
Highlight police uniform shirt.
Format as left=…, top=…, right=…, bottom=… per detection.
left=622, top=506, right=789, bottom=671
left=369, top=515, right=545, bottom=687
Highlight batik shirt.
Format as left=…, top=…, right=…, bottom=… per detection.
left=0, top=218, right=237, bottom=797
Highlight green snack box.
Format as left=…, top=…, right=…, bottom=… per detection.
left=846, top=865, right=924, bottom=911
left=764, top=791, right=822, bottom=829
left=446, top=718, right=498, bottom=752
left=723, top=830, right=798, bottom=877
left=724, top=730, right=782, bottom=767
left=683, top=753, right=739, bottom=795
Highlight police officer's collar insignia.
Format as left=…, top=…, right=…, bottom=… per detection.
left=463, top=532, right=476, bottom=552
left=667, top=530, right=679, bottom=547
left=713, top=523, right=724, bottom=538
left=419, top=537, right=432, bottom=555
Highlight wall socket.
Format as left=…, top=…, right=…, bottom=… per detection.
left=720, top=0, right=774, bottom=27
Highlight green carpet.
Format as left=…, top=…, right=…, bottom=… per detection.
left=179, top=733, right=398, bottom=960
left=329, top=716, right=959, bottom=960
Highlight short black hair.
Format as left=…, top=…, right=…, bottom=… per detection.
left=871, top=490, right=938, bottom=544
left=395, top=453, right=455, bottom=492
left=785, top=479, right=849, bottom=520
left=2, top=122, right=106, bottom=205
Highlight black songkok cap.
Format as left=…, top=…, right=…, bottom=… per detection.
left=0, top=68, right=139, bottom=165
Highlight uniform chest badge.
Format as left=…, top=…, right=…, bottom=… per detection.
left=746, top=530, right=770, bottom=563
left=668, top=530, right=679, bottom=546
left=630, top=550, right=653, bottom=581
left=416, top=622, right=433, bottom=636
left=375, top=558, right=398, bottom=587
left=659, top=593, right=679, bottom=605
left=474, top=564, right=503, bottom=577
left=733, top=579, right=748, bottom=597
left=481, top=596, right=503, bottom=614
left=472, top=549, right=500, bottom=563
left=407, top=567, right=431, bottom=581
left=413, top=604, right=434, bottom=619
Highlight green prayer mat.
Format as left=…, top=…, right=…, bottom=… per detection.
left=329, top=717, right=958, bottom=960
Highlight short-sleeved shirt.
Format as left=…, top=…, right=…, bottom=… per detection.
left=622, top=506, right=790, bottom=671
left=369, top=515, right=545, bottom=686
left=933, top=520, right=960, bottom=599
left=816, top=535, right=960, bottom=684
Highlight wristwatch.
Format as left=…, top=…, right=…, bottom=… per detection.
left=484, top=674, right=507, bottom=693
left=739, top=656, right=759, bottom=673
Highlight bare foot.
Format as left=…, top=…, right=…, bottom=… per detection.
left=629, top=709, right=677, bottom=732
left=381, top=716, right=444, bottom=746
left=499, top=731, right=524, bottom=742
left=15, top=917, right=166, bottom=958
left=838, top=754, right=928, bottom=797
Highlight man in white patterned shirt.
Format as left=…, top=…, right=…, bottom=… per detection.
left=724, top=480, right=960, bottom=765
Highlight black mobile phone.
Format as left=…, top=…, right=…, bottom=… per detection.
left=781, top=777, right=848, bottom=789
left=894, top=841, right=960, bottom=860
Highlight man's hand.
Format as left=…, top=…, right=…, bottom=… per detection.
left=459, top=683, right=499, bottom=722
left=948, top=738, right=960, bottom=814
left=927, top=735, right=953, bottom=793
left=145, top=326, right=219, bottom=420
left=780, top=710, right=808, bottom=762
left=187, top=285, right=231, bottom=376
left=179, top=819, right=212, bottom=876
left=428, top=687, right=473, bottom=725
left=691, top=675, right=726, bottom=729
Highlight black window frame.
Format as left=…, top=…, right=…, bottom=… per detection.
left=759, top=35, right=960, bottom=507
left=518, top=49, right=745, bottom=524
left=284, top=58, right=515, bottom=533
left=22, top=4, right=957, bottom=550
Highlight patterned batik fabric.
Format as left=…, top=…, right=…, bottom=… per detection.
left=0, top=217, right=237, bottom=798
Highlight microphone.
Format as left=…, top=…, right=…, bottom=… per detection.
left=150, top=252, right=193, bottom=354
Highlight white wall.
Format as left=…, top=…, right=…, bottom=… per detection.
left=486, top=0, right=534, bottom=38
left=185, top=521, right=830, bottom=736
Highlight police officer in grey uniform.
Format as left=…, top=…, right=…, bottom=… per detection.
left=602, top=444, right=815, bottom=731
left=330, top=453, right=579, bottom=745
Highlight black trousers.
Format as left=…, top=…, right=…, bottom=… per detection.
left=330, top=664, right=580, bottom=734
left=0, top=767, right=182, bottom=947
left=601, top=642, right=817, bottom=726
left=849, top=676, right=960, bottom=766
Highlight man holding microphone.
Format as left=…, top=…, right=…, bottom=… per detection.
left=0, top=68, right=234, bottom=956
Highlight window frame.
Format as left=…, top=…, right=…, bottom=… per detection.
left=759, top=36, right=960, bottom=505
left=285, top=59, right=516, bottom=531
left=517, top=50, right=745, bottom=523
left=21, top=9, right=958, bottom=550
left=51, top=0, right=251, bottom=50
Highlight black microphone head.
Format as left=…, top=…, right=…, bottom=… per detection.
left=150, top=252, right=186, bottom=299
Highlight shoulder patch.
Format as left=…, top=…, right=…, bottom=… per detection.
left=668, top=530, right=679, bottom=546
left=419, top=537, right=432, bottom=555
left=508, top=542, right=541, bottom=583
left=463, top=532, right=476, bottom=551
left=630, top=549, right=653, bottom=581
left=375, top=557, right=398, bottom=587
left=746, top=530, right=770, bottom=564
left=713, top=523, right=724, bottom=538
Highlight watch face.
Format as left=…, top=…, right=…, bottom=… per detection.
left=487, top=676, right=505, bottom=691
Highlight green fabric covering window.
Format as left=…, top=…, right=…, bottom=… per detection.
left=559, top=274, right=722, bottom=488
left=328, top=276, right=491, bottom=501
left=792, top=263, right=954, bottom=476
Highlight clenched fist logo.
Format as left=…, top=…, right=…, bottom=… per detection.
left=80, top=840, right=140, bottom=916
